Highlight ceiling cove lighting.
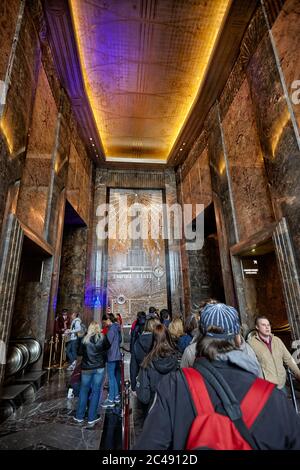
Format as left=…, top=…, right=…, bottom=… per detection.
left=69, top=0, right=231, bottom=162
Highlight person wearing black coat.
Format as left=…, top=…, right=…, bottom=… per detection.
left=135, top=324, right=179, bottom=410
left=74, top=321, right=110, bottom=425
left=134, top=303, right=300, bottom=450
left=130, top=317, right=161, bottom=391
left=130, top=311, right=146, bottom=353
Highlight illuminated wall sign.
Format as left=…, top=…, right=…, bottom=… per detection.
left=242, top=258, right=260, bottom=277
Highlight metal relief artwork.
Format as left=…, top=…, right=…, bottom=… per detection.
left=107, top=189, right=168, bottom=323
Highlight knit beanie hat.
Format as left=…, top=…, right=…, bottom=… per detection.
left=200, top=303, right=240, bottom=339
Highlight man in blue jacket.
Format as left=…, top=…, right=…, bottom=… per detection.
left=101, top=314, right=122, bottom=408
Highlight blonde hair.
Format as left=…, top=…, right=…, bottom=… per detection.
left=144, top=317, right=161, bottom=333
left=83, top=321, right=102, bottom=344
left=168, top=318, right=184, bottom=339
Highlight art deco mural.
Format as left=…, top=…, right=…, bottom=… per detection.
left=107, top=189, right=168, bottom=323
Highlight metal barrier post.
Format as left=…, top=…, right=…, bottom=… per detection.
left=121, top=352, right=125, bottom=402
left=287, top=367, right=299, bottom=413
left=58, top=335, right=66, bottom=370
left=123, top=379, right=131, bottom=450
left=53, top=334, right=59, bottom=365
left=45, top=336, right=54, bottom=370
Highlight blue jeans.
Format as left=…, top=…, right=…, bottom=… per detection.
left=107, top=361, right=120, bottom=401
left=66, top=339, right=78, bottom=363
left=76, top=368, right=105, bottom=421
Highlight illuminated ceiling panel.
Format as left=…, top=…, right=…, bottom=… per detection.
left=70, top=0, right=231, bottom=162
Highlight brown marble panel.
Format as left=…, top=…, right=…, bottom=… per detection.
left=17, top=187, right=48, bottom=236
left=0, top=140, right=11, bottom=235
left=16, top=64, right=57, bottom=238
left=199, top=148, right=212, bottom=208
left=182, top=176, right=191, bottom=206
left=272, top=0, right=300, bottom=130
left=247, top=33, right=300, bottom=268
left=56, top=226, right=88, bottom=314
left=230, top=167, right=274, bottom=239
left=66, top=142, right=91, bottom=226
left=208, top=119, right=236, bottom=246
left=0, top=0, right=21, bottom=81
left=222, top=79, right=274, bottom=240
left=1, top=8, right=40, bottom=157
left=189, top=160, right=201, bottom=204
left=27, top=65, right=58, bottom=156
left=47, top=110, right=71, bottom=247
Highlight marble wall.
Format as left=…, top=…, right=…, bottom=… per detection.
left=177, top=0, right=300, bottom=339
left=16, top=63, right=58, bottom=238
left=245, top=17, right=300, bottom=276
left=272, top=0, right=300, bottom=131
left=0, top=0, right=21, bottom=81
left=56, top=226, right=88, bottom=317
left=90, top=168, right=184, bottom=319
left=0, top=1, right=94, bottom=384
left=221, top=78, right=275, bottom=241
left=66, top=141, right=92, bottom=226
left=0, top=3, right=40, bottom=241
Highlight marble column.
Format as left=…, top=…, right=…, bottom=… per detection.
left=273, top=218, right=300, bottom=342
left=164, top=169, right=184, bottom=316
left=0, top=214, right=23, bottom=385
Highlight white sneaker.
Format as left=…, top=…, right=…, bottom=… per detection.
left=67, top=388, right=74, bottom=399
left=88, top=416, right=101, bottom=425
left=67, top=361, right=76, bottom=370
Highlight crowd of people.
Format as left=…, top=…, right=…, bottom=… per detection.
left=54, top=302, right=300, bottom=448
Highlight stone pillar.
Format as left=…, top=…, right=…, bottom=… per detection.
left=273, top=218, right=300, bottom=342
left=89, top=168, right=109, bottom=321
left=0, top=214, right=23, bottom=386
left=164, top=169, right=184, bottom=316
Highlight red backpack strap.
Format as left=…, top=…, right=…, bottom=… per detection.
left=241, top=378, right=275, bottom=428
left=182, top=368, right=214, bottom=415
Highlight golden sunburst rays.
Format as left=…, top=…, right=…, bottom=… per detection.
left=108, top=189, right=165, bottom=247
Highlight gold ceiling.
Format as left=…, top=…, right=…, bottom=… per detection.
left=70, top=0, right=231, bottom=163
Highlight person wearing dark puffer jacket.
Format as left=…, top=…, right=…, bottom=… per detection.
left=134, top=304, right=300, bottom=450
left=102, top=314, right=122, bottom=408
left=130, top=311, right=146, bottom=353
left=130, top=317, right=161, bottom=391
left=136, top=324, right=179, bottom=410
left=74, top=321, right=110, bottom=425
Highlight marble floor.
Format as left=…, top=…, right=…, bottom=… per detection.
left=0, top=350, right=299, bottom=450
left=0, top=350, right=144, bottom=451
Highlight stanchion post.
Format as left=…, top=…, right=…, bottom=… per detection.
left=45, top=336, right=54, bottom=370
left=122, top=379, right=131, bottom=450
left=287, top=367, right=299, bottom=413
left=53, top=334, right=59, bottom=365
left=121, top=352, right=125, bottom=407
left=58, top=335, right=66, bottom=370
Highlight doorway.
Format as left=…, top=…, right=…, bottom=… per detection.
left=240, top=239, right=291, bottom=347
left=187, top=203, right=225, bottom=308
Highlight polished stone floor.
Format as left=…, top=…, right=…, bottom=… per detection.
left=0, top=350, right=299, bottom=450
left=0, top=350, right=144, bottom=450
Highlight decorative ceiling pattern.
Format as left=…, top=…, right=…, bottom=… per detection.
left=69, top=0, right=231, bottom=163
